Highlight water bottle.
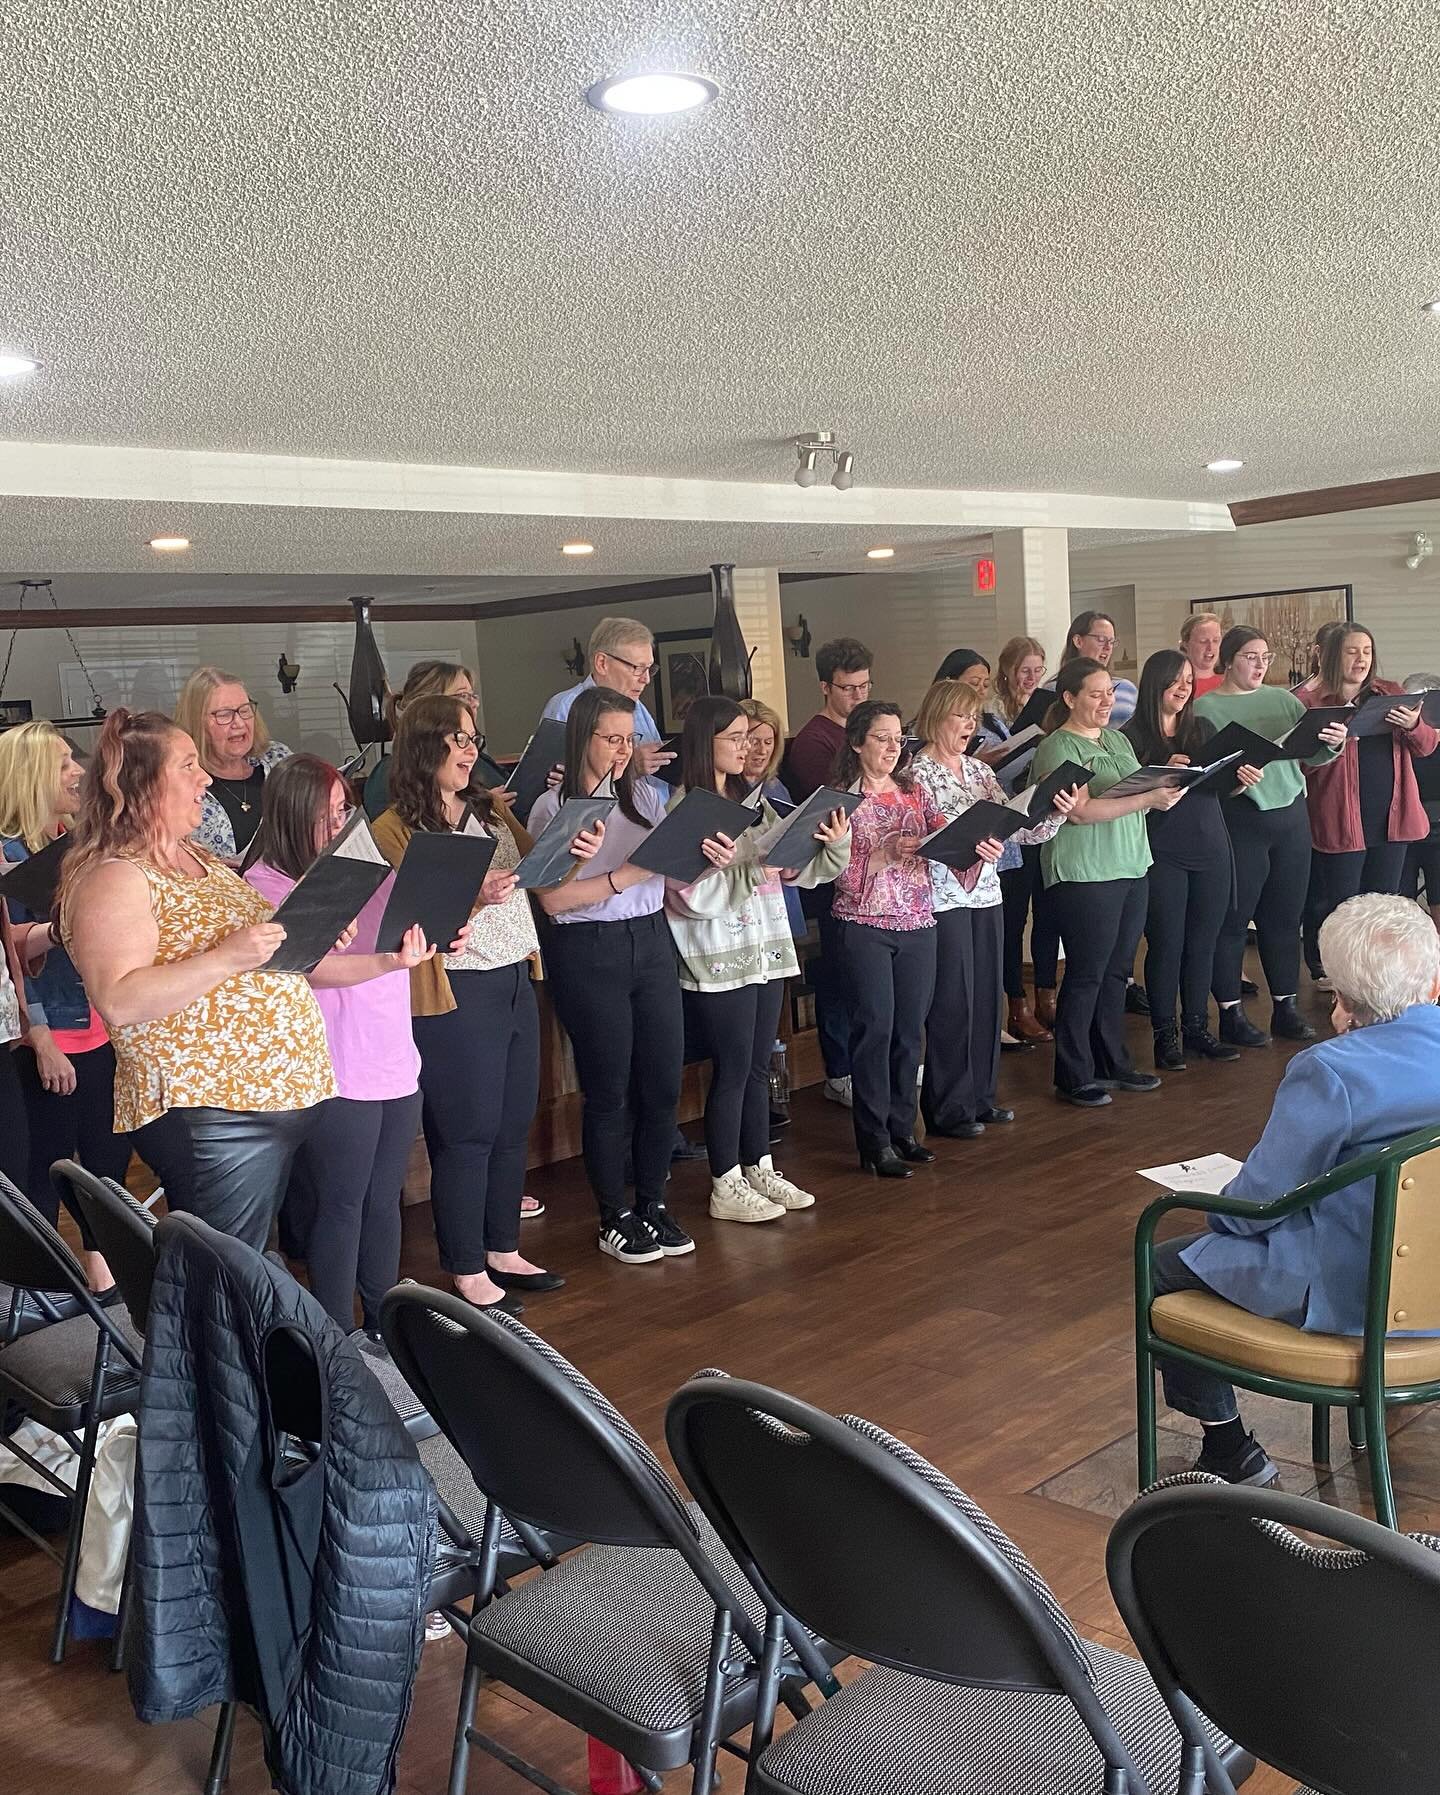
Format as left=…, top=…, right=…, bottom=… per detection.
left=587, top=1738, right=646, bottom=1794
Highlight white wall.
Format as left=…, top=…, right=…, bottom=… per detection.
left=1071, top=501, right=1440, bottom=677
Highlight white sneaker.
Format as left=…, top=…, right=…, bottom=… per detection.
left=823, top=1076, right=853, bottom=1107
left=709, top=1168, right=785, bottom=1223
left=743, top=1157, right=816, bottom=1211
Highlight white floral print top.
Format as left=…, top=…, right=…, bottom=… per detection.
left=912, top=752, right=1065, bottom=912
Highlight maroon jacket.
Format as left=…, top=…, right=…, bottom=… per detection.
left=1297, top=679, right=1439, bottom=853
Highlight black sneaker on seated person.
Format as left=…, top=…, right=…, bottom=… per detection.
left=598, top=1211, right=665, bottom=1265
left=1194, top=1430, right=1279, bottom=1487
left=637, top=1203, right=695, bottom=1257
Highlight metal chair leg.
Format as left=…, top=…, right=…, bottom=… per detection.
left=1366, top=1397, right=1398, bottom=1529
left=690, top=1609, right=733, bottom=1795
left=51, top=1344, right=109, bottom=1663
left=743, top=1611, right=787, bottom=1795
left=447, top=1656, right=483, bottom=1795
left=204, top=1703, right=238, bottom=1795
left=1311, top=1404, right=1331, bottom=1466
left=1347, top=1406, right=1368, bottom=1452
left=1136, top=1346, right=1158, bottom=1490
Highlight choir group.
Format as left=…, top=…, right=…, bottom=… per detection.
left=0, top=605, right=1434, bottom=1336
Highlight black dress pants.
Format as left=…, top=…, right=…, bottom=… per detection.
left=803, top=884, right=853, bottom=1081
left=1142, top=858, right=1231, bottom=1029
left=412, top=963, right=538, bottom=1276
left=546, top=911, right=684, bottom=1219
left=922, top=905, right=1002, bottom=1130
left=0, top=1043, right=30, bottom=1194
left=1311, top=842, right=1412, bottom=943
left=838, top=921, right=937, bottom=1152
left=133, top=1104, right=317, bottom=1252
left=1214, top=797, right=1311, bottom=1002
left=290, top=1090, right=423, bottom=1332
left=1000, top=846, right=1054, bottom=998
left=1047, top=879, right=1147, bottom=1093
left=685, top=979, right=785, bottom=1174
left=16, top=1040, right=130, bottom=1250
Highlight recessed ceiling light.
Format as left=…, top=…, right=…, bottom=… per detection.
left=1205, top=457, right=1244, bottom=473
left=866, top=547, right=895, bottom=559
left=149, top=536, right=190, bottom=552
left=562, top=541, right=595, bottom=556
left=0, top=353, right=39, bottom=379
left=1423, top=298, right=1440, bottom=315
left=585, top=73, right=720, bottom=115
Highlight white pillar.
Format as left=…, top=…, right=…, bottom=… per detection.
left=731, top=567, right=789, bottom=730
left=991, top=528, right=1072, bottom=666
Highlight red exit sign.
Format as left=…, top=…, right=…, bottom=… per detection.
left=973, top=557, right=996, bottom=595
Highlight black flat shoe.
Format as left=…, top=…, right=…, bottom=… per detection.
left=928, top=1120, right=985, bottom=1139
left=977, top=1106, right=1014, bottom=1124
left=859, top=1146, right=913, bottom=1179
left=460, top=1289, right=526, bottom=1317
left=891, top=1136, right=935, bottom=1164
left=1057, top=1085, right=1112, bottom=1108
left=487, top=1268, right=567, bottom=1293
left=1219, top=1004, right=1269, bottom=1048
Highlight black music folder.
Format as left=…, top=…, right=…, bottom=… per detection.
left=627, top=788, right=761, bottom=884
left=512, top=796, right=617, bottom=890
left=374, top=810, right=497, bottom=953
left=1011, top=688, right=1055, bottom=734
left=0, top=832, right=71, bottom=916
left=1282, top=704, right=1352, bottom=754
left=917, top=761, right=1094, bottom=870
left=1101, top=753, right=1243, bottom=802
left=1346, top=691, right=1418, bottom=737
left=503, top=718, right=567, bottom=824
left=262, top=812, right=393, bottom=974
left=749, top=787, right=864, bottom=873
left=653, top=734, right=685, bottom=786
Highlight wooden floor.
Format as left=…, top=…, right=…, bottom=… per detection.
left=3, top=980, right=1430, bottom=1793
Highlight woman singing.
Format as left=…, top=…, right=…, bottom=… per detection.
left=174, top=666, right=292, bottom=859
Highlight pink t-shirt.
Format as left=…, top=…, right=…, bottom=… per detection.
left=244, top=861, right=420, bottom=1103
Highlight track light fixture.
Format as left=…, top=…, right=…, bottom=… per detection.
left=1406, top=533, right=1433, bottom=571
left=792, top=430, right=857, bottom=490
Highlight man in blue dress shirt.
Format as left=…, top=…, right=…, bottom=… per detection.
left=1152, top=892, right=1440, bottom=1485
left=542, top=617, right=675, bottom=779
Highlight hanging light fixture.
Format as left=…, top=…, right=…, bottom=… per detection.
left=791, top=430, right=857, bottom=490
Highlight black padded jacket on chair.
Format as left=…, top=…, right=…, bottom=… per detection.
left=127, top=1213, right=436, bottom=1795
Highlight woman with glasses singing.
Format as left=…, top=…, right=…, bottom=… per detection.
left=243, top=755, right=437, bottom=1337
left=174, top=667, right=293, bottom=859
left=1194, top=627, right=1349, bottom=1047
left=529, top=687, right=692, bottom=1266
left=373, top=696, right=591, bottom=1312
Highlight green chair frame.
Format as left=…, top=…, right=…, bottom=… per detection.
left=1135, top=1122, right=1440, bottom=1529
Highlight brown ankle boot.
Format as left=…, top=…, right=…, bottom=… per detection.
left=1007, top=996, right=1053, bottom=1043
left=1034, top=987, right=1058, bottom=1030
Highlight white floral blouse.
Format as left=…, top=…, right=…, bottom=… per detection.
left=191, top=742, right=293, bottom=859
left=912, top=752, right=1065, bottom=912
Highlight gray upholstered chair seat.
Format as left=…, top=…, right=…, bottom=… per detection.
left=0, top=1306, right=141, bottom=1429
left=755, top=1647, right=1247, bottom=1795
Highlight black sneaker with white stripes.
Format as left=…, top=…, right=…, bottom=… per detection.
left=598, top=1211, right=665, bottom=1265
left=637, top=1203, right=695, bottom=1257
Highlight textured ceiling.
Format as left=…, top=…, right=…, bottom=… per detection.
left=3, top=0, right=1439, bottom=519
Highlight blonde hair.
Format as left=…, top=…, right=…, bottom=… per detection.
left=1180, top=610, right=1222, bottom=648
left=385, top=659, right=475, bottom=732
left=994, top=636, right=1046, bottom=722
left=173, top=667, right=271, bottom=773
left=0, top=720, right=67, bottom=851
left=913, top=678, right=984, bottom=747
left=740, top=698, right=785, bottom=782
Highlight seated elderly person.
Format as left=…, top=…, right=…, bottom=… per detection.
left=1152, top=891, right=1440, bottom=1487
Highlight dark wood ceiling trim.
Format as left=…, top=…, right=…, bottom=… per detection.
left=1230, top=471, right=1440, bottom=527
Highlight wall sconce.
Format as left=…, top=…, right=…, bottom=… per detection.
left=784, top=615, right=813, bottom=658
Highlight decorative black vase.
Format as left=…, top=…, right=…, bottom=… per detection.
left=706, top=562, right=753, bottom=701
left=345, top=596, right=391, bottom=746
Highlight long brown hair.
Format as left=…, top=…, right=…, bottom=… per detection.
left=994, top=636, right=1046, bottom=723
left=1060, top=611, right=1115, bottom=668
left=1041, top=658, right=1108, bottom=734
left=389, top=695, right=492, bottom=833
left=560, top=686, right=647, bottom=825
left=241, top=753, right=344, bottom=880
left=679, top=696, right=751, bottom=802
left=1318, top=622, right=1381, bottom=701
left=57, top=709, right=187, bottom=927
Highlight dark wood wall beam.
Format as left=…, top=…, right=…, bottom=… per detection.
left=1230, top=471, right=1440, bottom=527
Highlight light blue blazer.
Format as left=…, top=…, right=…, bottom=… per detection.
left=1180, top=1004, right=1440, bottom=1336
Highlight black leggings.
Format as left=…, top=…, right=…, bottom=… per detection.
left=1311, top=843, right=1411, bottom=951
left=1214, top=797, right=1311, bottom=1003
left=1046, top=879, right=1147, bottom=1093
left=838, top=921, right=937, bottom=1152
left=922, top=905, right=1002, bottom=1129
left=133, top=1104, right=316, bottom=1252
left=546, top=912, right=683, bottom=1220
left=15, top=1040, right=130, bottom=1251
left=685, top=980, right=785, bottom=1174
left=1142, top=858, right=1231, bottom=1029
left=1000, top=846, right=1056, bottom=998
left=411, top=963, right=538, bottom=1276
left=288, top=1091, right=423, bottom=1333
left=0, top=1044, right=30, bottom=1193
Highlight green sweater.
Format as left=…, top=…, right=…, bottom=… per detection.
left=1031, top=727, right=1152, bottom=886
left=1192, top=684, right=1337, bottom=811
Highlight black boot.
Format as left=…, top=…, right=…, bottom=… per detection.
left=1152, top=1025, right=1186, bottom=1071
left=1271, top=995, right=1316, bottom=1042
left=1219, top=1003, right=1268, bottom=1047
left=1124, top=982, right=1152, bottom=1017
left=1182, top=1014, right=1241, bottom=1061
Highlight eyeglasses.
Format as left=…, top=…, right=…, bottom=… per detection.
left=868, top=733, right=905, bottom=748
left=592, top=731, right=635, bottom=749
left=1081, top=633, right=1116, bottom=648
left=603, top=652, right=657, bottom=680
left=1235, top=652, right=1275, bottom=668
left=716, top=728, right=750, bottom=745
left=208, top=703, right=255, bottom=726
left=447, top=731, right=485, bottom=751
left=829, top=678, right=872, bottom=695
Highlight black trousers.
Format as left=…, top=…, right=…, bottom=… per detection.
left=546, top=911, right=683, bottom=1219
left=15, top=1040, right=130, bottom=1250
left=1311, top=843, right=1411, bottom=949
left=1000, top=846, right=1056, bottom=998
left=133, top=1104, right=316, bottom=1252
left=922, top=906, right=1002, bottom=1130
left=0, top=1044, right=30, bottom=1193
left=686, top=979, right=785, bottom=1174
left=1142, top=857, right=1231, bottom=1029
left=412, top=964, right=537, bottom=1276
left=1047, top=879, right=1146, bottom=1093
left=838, top=921, right=937, bottom=1152
left=1214, top=797, right=1311, bottom=1002
left=802, top=884, right=852, bottom=1081
left=289, top=1090, right=422, bottom=1333
left=1406, top=812, right=1440, bottom=907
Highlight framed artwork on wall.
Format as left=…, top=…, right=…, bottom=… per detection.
left=1190, top=585, right=1353, bottom=687
left=653, top=629, right=711, bottom=735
